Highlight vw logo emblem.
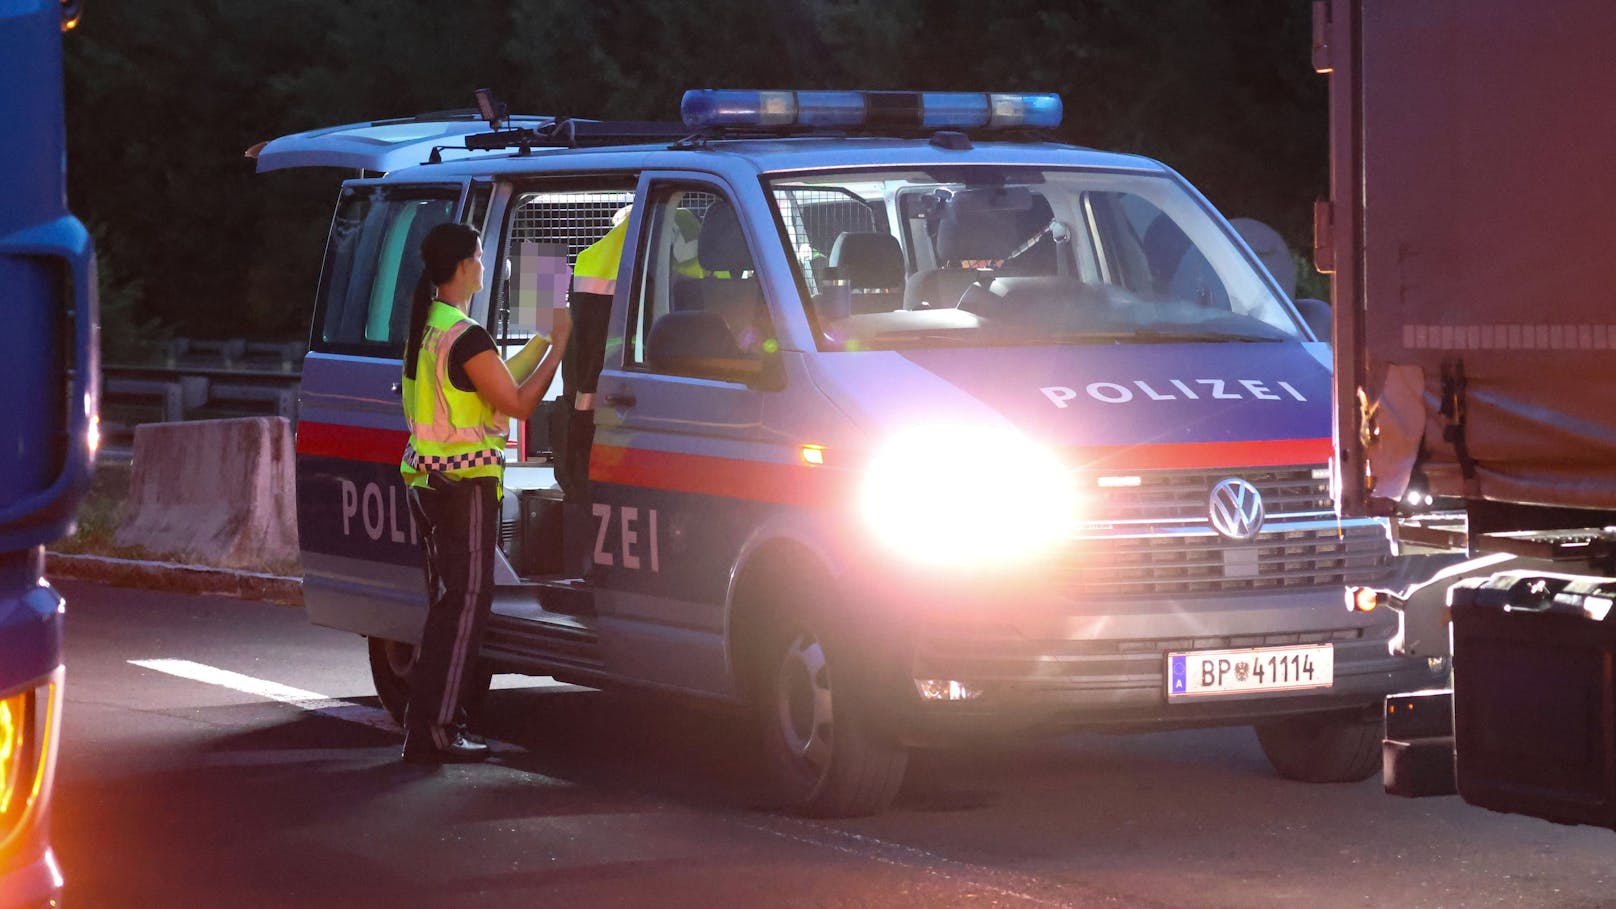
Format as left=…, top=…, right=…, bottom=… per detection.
left=1209, top=478, right=1265, bottom=540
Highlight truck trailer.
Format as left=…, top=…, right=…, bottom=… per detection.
left=1318, top=0, right=1616, bottom=827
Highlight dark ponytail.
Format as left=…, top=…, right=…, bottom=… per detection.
left=403, top=221, right=482, bottom=379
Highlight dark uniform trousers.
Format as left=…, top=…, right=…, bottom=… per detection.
left=553, top=288, right=611, bottom=506
left=405, top=472, right=499, bottom=749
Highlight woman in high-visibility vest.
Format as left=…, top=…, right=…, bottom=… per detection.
left=399, top=222, right=569, bottom=763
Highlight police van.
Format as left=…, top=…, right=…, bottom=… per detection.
left=255, top=89, right=1439, bottom=816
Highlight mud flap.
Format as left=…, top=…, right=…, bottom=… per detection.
left=1383, top=689, right=1455, bottom=797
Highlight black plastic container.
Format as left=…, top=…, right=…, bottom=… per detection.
left=1450, top=572, right=1616, bottom=828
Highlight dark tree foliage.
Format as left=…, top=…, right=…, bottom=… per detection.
left=64, top=0, right=1324, bottom=353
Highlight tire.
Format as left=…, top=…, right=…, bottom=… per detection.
left=1255, top=709, right=1382, bottom=783
left=753, top=609, right=908, bottom=817
left=365, top=637, right=492, bottom=728
left=367, top=636, right=415, bottom=725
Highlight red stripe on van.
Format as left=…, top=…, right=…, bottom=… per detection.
left=589, top=437, right=1329, bottom=506
left=590, top=445, right=844, bottom=507
left=296, top=421, right=409, bottom=465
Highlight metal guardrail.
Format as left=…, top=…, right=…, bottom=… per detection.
left=163, top=338, right=305, bottom=372
left=102, top=363, right=302, bottom=452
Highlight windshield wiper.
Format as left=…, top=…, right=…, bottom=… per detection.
left=857, top=331, right=987, bottom=348
left=1058, top=327, right=1286, bottom=344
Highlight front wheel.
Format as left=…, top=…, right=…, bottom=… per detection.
left=366, top=636, right=492, bottom=728
left=754, top=612, right=908, bottom=817
left=1255, top=708, right=1382, bottom=783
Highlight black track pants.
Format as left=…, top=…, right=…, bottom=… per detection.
left=405, top=473, right=498, bottom=749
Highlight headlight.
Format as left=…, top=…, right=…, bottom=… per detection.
left=859, top=426, right=1077, bottom=567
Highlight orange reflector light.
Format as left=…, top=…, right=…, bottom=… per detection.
left=0, top=692, right=23, bottom=816
left=1348, top=587, right=1382, bottom=613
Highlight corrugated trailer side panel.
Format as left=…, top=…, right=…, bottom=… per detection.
left=1328, top=0, right=1616, bottom=515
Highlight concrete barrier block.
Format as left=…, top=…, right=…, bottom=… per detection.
left=115, top=417, right=299, bottom=572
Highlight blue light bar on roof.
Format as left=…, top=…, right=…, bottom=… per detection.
left=680, top=90, right=1063, bottom=132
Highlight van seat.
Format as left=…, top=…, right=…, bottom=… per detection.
left=904, top=187, right=1053, bottom=310
left=647, top=310, right=748, bottom=379
left=829, top=231, right=905, bottom=314
left=672, top=200, right=769, bottom=350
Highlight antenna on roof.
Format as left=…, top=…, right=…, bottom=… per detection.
left=474, top=88, right=508, bottom=131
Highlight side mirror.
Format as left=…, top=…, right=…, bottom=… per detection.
left=1295, top=297, right=1331, bottom=343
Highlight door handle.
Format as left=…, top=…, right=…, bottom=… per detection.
left=390, top=381, right=402, bottom=396
left=604, top=392, right=637, bottom=408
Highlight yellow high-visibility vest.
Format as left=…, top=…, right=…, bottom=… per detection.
left=572, top=221, right=627, bottom=296
left=400, top=301, right=507, bottom=492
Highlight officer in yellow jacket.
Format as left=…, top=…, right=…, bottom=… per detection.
left=400, top=222, right=569, bottom=763
left=554, top=207, right=629, bottom=502
left=555, top=206, right=701, bottom=503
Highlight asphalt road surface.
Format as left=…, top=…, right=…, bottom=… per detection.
left=49, top=580, right=1616, bottom=909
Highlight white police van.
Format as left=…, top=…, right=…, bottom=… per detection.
left=255, top=89, right=1440, bottom=816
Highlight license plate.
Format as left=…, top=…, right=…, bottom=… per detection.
left=1167, top=644, right=1333, bottom=699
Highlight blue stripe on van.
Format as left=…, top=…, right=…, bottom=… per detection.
left=297, top=454, right=421, bottom=567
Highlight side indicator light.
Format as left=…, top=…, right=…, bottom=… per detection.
left=1348, top=587, right=1383, bottom=613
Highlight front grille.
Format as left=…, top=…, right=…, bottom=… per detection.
left=1067, top=464, right=1389, bottom=596
left=1085, top=465, right=1331, bottom=528
left=1065, top=526, right=1390, bottom=597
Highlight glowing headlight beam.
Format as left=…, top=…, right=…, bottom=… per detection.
left=860, top=427, right=1077, bottom=568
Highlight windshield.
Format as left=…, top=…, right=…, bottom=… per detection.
left=765, top=167, right=1303, bottom=351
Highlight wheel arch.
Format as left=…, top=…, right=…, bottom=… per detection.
left=724, top=521, right=845, bottom=706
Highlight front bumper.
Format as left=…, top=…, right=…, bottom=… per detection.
left=864, top=581, right=1441, bottom=742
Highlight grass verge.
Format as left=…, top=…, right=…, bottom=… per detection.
left=52, top=460, right=302, bottom=578
left=50, top=460, right=157, bottom=560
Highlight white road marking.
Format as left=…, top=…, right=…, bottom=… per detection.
left=740, top=817, right=1079, bottom=908
left=129, top=659, right=399, bottom=733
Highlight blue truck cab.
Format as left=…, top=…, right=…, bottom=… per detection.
left=1, top=0, right=98, bottom=903
left=258, top=90, right=1440, bottom=816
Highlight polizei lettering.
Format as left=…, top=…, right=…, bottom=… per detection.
left=1040, top=379, right=1308, bottom=408
left=339, top=478, right=418, bottom=544
left=592, top=503, right=661, bottom=572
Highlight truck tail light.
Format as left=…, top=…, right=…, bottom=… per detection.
left=0, top=680, right=60, bottom=854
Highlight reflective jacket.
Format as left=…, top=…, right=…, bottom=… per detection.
left=400, top=301, right=506, bottom=491
left=572, top=220, right=627, bottom=295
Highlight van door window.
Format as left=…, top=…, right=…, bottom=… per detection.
left=494, top=183, right=636, bottom=467
left=312, top=185, right=459, bottom=357
left=627, top=183, right=777, bottom=383
left=496, top=185, right=636, bottom=347
left=464, top=180, right=495, bottom=235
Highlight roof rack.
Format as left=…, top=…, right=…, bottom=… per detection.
left=460, top=118, right=691, bottom=153
left=408, top=90, right=692, bottom=161
left=369, top=108, right=497, bottom=126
